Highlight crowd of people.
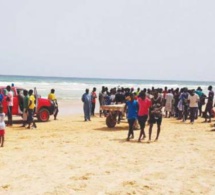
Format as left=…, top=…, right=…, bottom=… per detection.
left=0, top=85, right=59, bottom=147
left=82, top=85, right=215, bottom=142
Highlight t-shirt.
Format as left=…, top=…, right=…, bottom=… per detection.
left=188, top=94, right=199, bottom=108
left=0, top=113, right=5, bottom=130
left=48, top=93, right=56, bottom=101
left=208, top=90, right=214, bottom=105
left=195, top=90, right=203, bottom=98
left=0, top=94, right=4, bottom=102
left=23, top=96, right=29, bottom=109
left=137, top=97, right=151, bottom=116
left=91, top=92, right=97, bottom=103
left=126, top=100, right=138, bottom=119
left=28, top=95, right=35, bottom=109
left=7, top=91, right=13, bottom=106
left=180, top=92, right=189, bottom=106
left=150, top=96, right=162, bottom=118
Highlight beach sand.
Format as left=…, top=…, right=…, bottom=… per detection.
left=0, top=106, right=215, bottom=194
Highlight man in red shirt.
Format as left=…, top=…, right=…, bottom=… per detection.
left=91, top=87, right=97, bottom=116
left=137, top=91, right=152, bottom=142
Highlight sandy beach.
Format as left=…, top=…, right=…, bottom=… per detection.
left=0, top=104, right=215, bottom=195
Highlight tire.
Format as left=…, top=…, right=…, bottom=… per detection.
left=106, top=113, right=117, bottom=128
left=37, top=108, right=50, bottom=122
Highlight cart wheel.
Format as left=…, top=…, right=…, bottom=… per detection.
left=106, top=114, right=117, bottom=128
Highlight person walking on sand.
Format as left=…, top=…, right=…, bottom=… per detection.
left=48, top=89, right=59, bottom=120
left=137, top=91, right=151, bottom=142
left=6, top=85, right=13, bottom=126
left=148, top=91, right=163, bottom=142
left=0, top=106, right=6, bottom=147
left=126, top=93, right=138, bottom=141
left=91, top=87, right=97, bottom=116
left=82, top=89, right=92, bottom=121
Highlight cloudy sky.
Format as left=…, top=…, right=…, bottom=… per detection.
left=0, top=0, right=214, bottom=81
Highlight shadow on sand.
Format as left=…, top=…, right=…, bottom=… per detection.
left=93, top=126, right=128, bottom=132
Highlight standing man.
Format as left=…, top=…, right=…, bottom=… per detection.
left=48, top=89, right=59, bottom=120
left=164, top=90, right=174, bottom=118
left=21, top=90, right=29, bottom=127
left=179, top=88, right=189, bottom=122
left=82, top=89, right=92, bottom=121
left=195, top=87, right=205, bottom=117
left=27, top=89, right=37, bottom=129
left=91, top=87, right=97, bottom=116
left=188, top=89, right=199, bottom=124
left=204, top=86, right=214, bottom=123
left=6, top=85, right=13, bottom=126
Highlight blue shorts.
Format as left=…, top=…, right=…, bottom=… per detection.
left=27, top=109, right=34, bottom=122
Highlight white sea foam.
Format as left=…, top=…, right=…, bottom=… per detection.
left=0, top=75, right=214, bottom=100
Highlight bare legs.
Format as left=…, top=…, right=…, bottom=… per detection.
left=0, top=135, right=4, bottom=147
left=138, top=115, right=148, bottom=142
left=148, top=123, right=161, bottom=142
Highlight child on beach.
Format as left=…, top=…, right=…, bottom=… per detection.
left=0, top=106, right=6, bottom=147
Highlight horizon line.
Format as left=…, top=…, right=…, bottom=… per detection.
left=0, top=74, right=214, bottom=83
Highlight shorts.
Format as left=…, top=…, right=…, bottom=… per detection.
left=138, top=115, right=148, bottom=126
left=27, top=109, right=34, bottom=122
left=148, top=115, right=162, bottom=125
left=0, top=130, right=5, bottom=136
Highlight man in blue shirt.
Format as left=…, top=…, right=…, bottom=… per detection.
left=82, top=89, right=92, bottom=121
left=126, top=93, right=138, bottom=141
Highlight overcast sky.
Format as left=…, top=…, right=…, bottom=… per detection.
left=0, top=0, right=215, bottom=81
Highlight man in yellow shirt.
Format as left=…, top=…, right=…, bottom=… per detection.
left=48, top=89, right=58, bottom=120
left=27, top=89, right=37, bottom=129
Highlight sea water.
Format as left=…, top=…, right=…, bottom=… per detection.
left=0, top=75, right=214, bottom=100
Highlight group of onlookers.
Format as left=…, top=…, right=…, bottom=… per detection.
left=0, top=85, right=59, bottom=147
left=82, top=85, right=214, bottom=142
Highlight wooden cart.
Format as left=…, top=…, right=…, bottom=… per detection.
left=100, top=104, right=126, bottom=128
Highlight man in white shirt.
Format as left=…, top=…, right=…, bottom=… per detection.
left=188, top=89, right=199, bottom=124
left=164, top=90, right=174, bottom=118
left=6, top=85, right=13, bottom=126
